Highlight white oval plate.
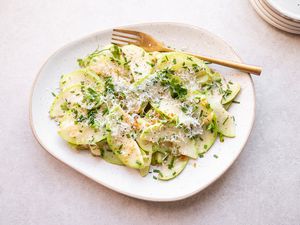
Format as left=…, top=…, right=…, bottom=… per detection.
left=259, top=0, right=300, bottom=28
left=251, top=0, right=300, bottom=34
left=265, top=0, right=300, bottom=22
left=30, top=22, right=255, bottom=202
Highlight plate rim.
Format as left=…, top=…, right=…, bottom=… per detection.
left=264, top=0, right=300, bottom=22
left=250, top=0, right=300, bottom=34
left=259, top=0, right=300, bottom=28
left=29, top=22, right=256, bottom=202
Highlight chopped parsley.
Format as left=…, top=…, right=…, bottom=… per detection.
left=100, top=149, right=105, bottom=157
left=102, top=107, right=109, bottom=115
left=87, top=108, right=99, bottom=128
left=181, top=105, right=188, bottom=113
left=77, top=47, right=109, bottom=67
left=207, top=120, right=217, bottom=133
left=200, top=110, right=203, bottom=118
left=77, top=58, right=85, bottom=67
left=153, top=169, right=163, bottom=177
left=104, top=77, right=115, bottom=94
left=77, top=114, right=85, bottom=123
left=146, top=61, right=155, bottom=67
left=83, top=87, right=100, bottom=105
left=219, top=133, right=224, bottom=142
left=168, top=156, right=175, bottom=170
left=198, top=153, right=204, bottom=158
left=222, top=116, right=229, bottom=125
left=223, top=88, right=232, bottom=98
left=158, top=69, right=187, bottom=100
left=110, top=44, right=121, bottom=59
left=60, top=102, right=69, bottom=112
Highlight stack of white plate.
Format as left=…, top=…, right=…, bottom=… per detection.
left=250, top=0, right=300, bottom=34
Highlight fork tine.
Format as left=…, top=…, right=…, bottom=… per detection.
left=112, top=33, right=140, bottom=41
left=113, top=28, right=141, bottom=37
left=111, top=37, right=139, bottom=45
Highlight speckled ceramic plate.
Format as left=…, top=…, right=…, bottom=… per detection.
left=251, top=0, right=300, bottom=34
left=30, top=22, right=255, bottom=201
left=265, top=0, right=300, bottom=21
left=259, top=0, right=300, bottom=28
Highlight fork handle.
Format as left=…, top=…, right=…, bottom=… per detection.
left=163, top=48, right=262, bottom=75
left=190, top=53, right=262, bottom=75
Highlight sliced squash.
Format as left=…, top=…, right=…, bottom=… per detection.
left=106, top=106, right=145, bottom=169
left=157, top=155, right=189, bottom=181
left=136, top=136, right=153, bottom=152
left=210, top=101, right=236, bottom=137
left=196, top=127, right=218, bottom=155
left=155, top=52, right=213, bottom=89
left=60, top=69, right=104, bottom=91
left=50, top=84, right=101, bottom=119
left=221, top=81, right=241, bottom=104
left=58, top=112, right=105, bottom=145
left=89, top=140, right=124, bottom=165
left=151, top=151, right=166, bottom=165
left=223, top=101, right=232, bottom=110
left=139, top=123, right=198, bottom=159
left=122, top=45, right=155, bottom=81
left=156, top=52, right=207, bottom=71
left=87, top=44, right=132, bottom=82
left=139, top=150, right=152, bottom=177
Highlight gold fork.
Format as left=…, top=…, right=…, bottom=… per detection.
left=111, top=28, right=262, bottom=75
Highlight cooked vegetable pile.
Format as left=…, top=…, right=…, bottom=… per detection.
left=50, top=44, right=240, bottom=180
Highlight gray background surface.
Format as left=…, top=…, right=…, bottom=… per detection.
left=0, top=0, right=299, bottom=224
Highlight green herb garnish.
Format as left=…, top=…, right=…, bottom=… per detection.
left=102, top=107, right=109, bottom=115
left=222, top=116, right=229, bottom=125
left=104, top=77, right=115, bottom=94
left=181, top=105, right=188, bottom=113
left=110, top=44, right=121, bottom=59
left=168, top=156, right=175, bottom=170
left=219, top=133, right=224, bottom=142
left=146, top=62, right=155, bottom=67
